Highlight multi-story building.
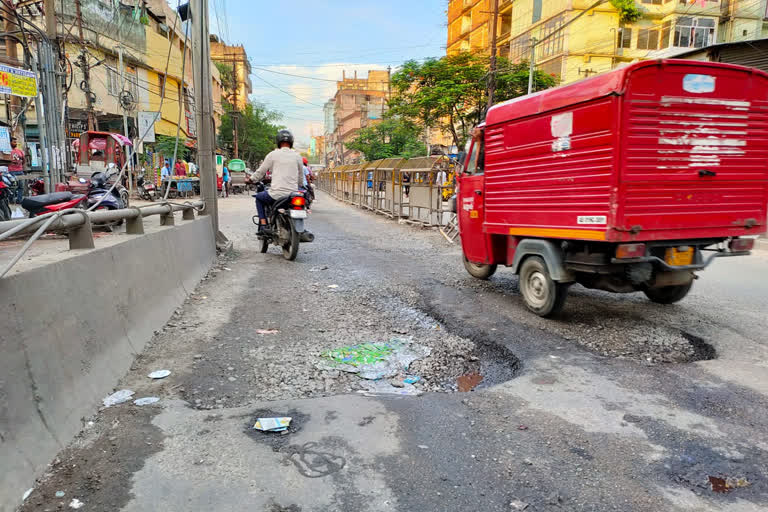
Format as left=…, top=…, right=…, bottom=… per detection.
left=449, top=0, right=768, bottom=85
left=209, top=39, right=253, bottom=112
left=447, top=0, right=491, bottom=54
left=326, top=70, right=390, bottom=165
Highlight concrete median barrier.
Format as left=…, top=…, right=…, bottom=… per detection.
left=0, top=217, right=216, bottom=509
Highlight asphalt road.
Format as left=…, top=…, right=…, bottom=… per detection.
left=16, top=192, right=768, bottom=512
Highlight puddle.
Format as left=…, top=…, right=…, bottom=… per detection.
left=457, top=374, right=484, bottom=392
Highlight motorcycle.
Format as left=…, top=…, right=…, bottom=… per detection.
left=0, top=170, right=15, bottom=221
left=28, top=176, right=45, bottom=196
left=87, top=171, right=125, bottom=228
left=252, top=182, right=314, bottom=261
left=20, top=191, right=87, bottom=217
left=137, top=173, right=159, bottom=201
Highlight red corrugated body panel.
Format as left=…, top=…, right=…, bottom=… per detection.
left=482, top=60, right=768, bottom=242
left=618, top=62, right=768, bottom=240
left=484, top=97, right=618, bottom=236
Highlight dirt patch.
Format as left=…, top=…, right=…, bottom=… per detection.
left=18, top=406, right=164, bottom=512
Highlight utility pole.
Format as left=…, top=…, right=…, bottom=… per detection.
left=231, top=54, right=239, bottom=159
left=487, top=0, right=500, bottom=110
left=3, top=5, right=22, bottom=143
left=527, top=37, right=536, bottom=95
left=74, top=0, right=85, bottom=42
left=191, top=0, right=225, bottom=245
left=118, top=44, right=133, bottom=194
left=77, top=50, right=98, bottom=131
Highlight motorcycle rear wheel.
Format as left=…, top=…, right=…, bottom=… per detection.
left=281, top=218, right=300, bottom=261
left=0, top=200, right=10, bottom=221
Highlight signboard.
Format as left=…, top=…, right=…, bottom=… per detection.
left=68, top=119, right=87, bottom=139
left=138, top=111, right=159, bottom=143
left=0, top=64, right=38, bottom=97
left=0, top=127, right=10, bottom=152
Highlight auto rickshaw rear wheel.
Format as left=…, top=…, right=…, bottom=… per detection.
left=463, top=255, right=497, bottom=280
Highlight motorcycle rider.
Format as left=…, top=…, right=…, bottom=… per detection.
left=250, top=129, right=304, bottom=233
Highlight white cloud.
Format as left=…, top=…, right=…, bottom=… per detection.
left=250, top=63, right=391, bottom=144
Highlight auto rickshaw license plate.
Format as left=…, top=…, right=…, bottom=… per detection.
left=665, top=247, right=693, bottom=266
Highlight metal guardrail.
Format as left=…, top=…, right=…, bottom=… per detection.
left=317, top=156, right=455, bottom=227
left=0, top=201, right=204, bottom=278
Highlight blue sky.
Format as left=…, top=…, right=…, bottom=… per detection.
left=208, top=0, right=448, bottom=145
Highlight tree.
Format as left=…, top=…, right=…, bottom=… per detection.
left=218, top=102, right=285, bottom=166
left=388, top=52, right=557, bottom=148
left=346, top=118, right=427, bottom=161
left=154, top=134, right=190, bottom=162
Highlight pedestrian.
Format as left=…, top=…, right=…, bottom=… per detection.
left=161, top=160, right=171, bottom=181
left=8, top=138, right=26, bottom=204
left=221, top=164, right=230, bottom=198
left=174, top=159, right=186, bottom=177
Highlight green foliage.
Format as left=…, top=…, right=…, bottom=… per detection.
left=218, top=102, right=285, bottom=166
left=346, top=118, right=427, bottom=161
left=388, top=52, right=556, bottom=148
left=611, top=0, right=642, bottom=22
left=215, top=62, right=235, bottom=105
left=153, top=134, right=190, bottom=162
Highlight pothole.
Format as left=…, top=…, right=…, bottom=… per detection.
left=680, top=331, right=717, bottom=362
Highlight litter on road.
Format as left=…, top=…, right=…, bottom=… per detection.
left=102, top=389, right=134, bottom=407
left=457, top=373, right=483, bottom=392
left=55, top=491, right=65, bottom=498
left=320, top=338, right=431, bottom=380
left=256, top=329, right=280, bottom=335
left=148, top=370, right=171, bottom=380
left=509, top=499, right=529, bottom=510
left=68, top=498, right=84, bottom=509
left=254, top=417, right=292, bottom=432
left=328, top=284, right=339, bottom=289
left=404, top=376, right=421, bottom=384
left=134, top=397, right=160, bottom=406
left=22, top=489, right=33, bottom=501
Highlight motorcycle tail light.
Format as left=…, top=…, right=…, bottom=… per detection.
left=291, top=196, right=306, bottom=207
left=730, top=238, right=754, bottom=252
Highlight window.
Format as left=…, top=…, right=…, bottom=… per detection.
left=660, top=21, right=671, bottom=48
left=510, top=33, right=531, bottom=62
left=532, top=0, right=542, bottom=23
left=673, top=17, right=715, bottom=48
left=538, top=14, right=565, bottom=58
left=157, top=73, right=166, bottom=97
left=619, top=27, right=632, bottom=48
left=637, top=28, right=659, bottom=49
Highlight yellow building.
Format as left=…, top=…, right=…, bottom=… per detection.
left=450, top=0, right=768, bottom=85
left=447, top=0, right=491, bottom=54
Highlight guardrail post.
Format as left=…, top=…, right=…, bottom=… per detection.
left=182, top=207, right=195, bottom=221
left=126, top=208, right=145, bottom=234
left=69, top=216, right=95, bottom=250
left=161, top=207, right=175, bottom=226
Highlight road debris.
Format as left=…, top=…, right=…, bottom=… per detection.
left=55, top=491, right=65, bottom=498
left=68, top=498, right=84, bottom=509
left=22, top=489, right=33, bottom=501
left=518, top=425, right=529, bottom=431
left=134, top=397, right=160, bottom=406
left=418, top=445, right=429, bottom=449
left=358, top=380, right=422, bottom=396
left=457, top=373, right=483, bottom=392
left=309, top=266, right=328, bottom=272
left=320, top=338, right=431, bottom=380
left=256, top=329, right=280, bottom=335
left=148, top=370, right=171, bottom=380
left=102, top=389, right=134, bottom=407
left=328, top=284, right=339, bottom=289
left=254, top=417, right=292, bottom=432
left=509, top=499, right=529, bottom=510
left=709, top=475, right=751, bottom=493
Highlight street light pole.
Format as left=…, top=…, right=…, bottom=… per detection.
left=487, top=0, right=500, bottom=110
left=527, top=37, right=536, bottom=95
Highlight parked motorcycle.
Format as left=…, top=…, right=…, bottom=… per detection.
left=252, top=182, right=313, bottom=261
left=137, top=173, right=159, bottom=201
left=28, top=176, right=45, bottom=196
left=88, top=171, right=125, bottom=211
left=21, top=191, right=87, bottom=218
left=0, top=170, right=15, bottom=221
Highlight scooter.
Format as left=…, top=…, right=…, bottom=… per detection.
left=21, top=191, right=87, bottom=217
left=137, top=173, right=159, bottom=201
left=0, top=170, right=15, bottom=221
left=252, top=182, right=314, bottom=261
